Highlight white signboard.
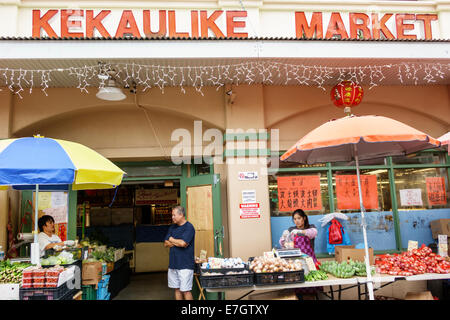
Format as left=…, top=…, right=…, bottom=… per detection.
left=242, top=190, right=256, bottom=203
left=238, top=171, right=259, bottom=181
left=438, top=235, right=448, bottom=257
left=399, top=189, right=423, bottom=206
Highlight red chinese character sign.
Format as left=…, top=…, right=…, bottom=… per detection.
left=426, top=177, right=447, bottom=205
left=277, top=175, right=322, bottom=212
left=336, top=175, right=378, bottom=210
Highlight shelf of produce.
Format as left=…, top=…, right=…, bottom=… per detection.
left=356, top=272, right=450, bottom=284
left=205, top=274, right=358, bottom=293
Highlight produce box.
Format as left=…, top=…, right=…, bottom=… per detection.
left=199, top=272, right=253, bottom=289
left=106, top=262, right=114, bottom=273
left=430, top=219, right=450, bottom=239
left=19, top=283, right=71, bottom=300
left=254, top=270, right=304, bottom=286
left=114, top=248, right=125, bottom=262
left=81, top=285, right=97, bottom=300
left=82, top=261, right=102, bottom=286
left=335, top=245, right=374, bottom=265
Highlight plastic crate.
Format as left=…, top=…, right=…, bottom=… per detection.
left=254, top=270, right=305, bottom=286
left=199, top=270, right=254, bottom=289
left=81, top=285, right=97, bottom=300
left=200, top=266, right=249, bottom=275
left=19, top=284, right=70, bottom=300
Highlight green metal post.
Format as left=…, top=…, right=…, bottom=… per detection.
left=327, top=163, right=335, bottom=212
left=387, top=157, right=402, bottom=251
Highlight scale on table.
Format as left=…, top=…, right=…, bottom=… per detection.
left=274, top=248, right=314, bottom=274
left=274, top=248, right=305, bottom=259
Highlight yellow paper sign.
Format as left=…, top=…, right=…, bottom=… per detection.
left=37, top=192, right=52, bottom=210
left=305, top=257, right=316, bottom=271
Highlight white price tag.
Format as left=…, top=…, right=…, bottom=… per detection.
left=407, top=240, right=418, bottom=251
left=305, top=257, right=316, bottom=271
left=438, top=235, right=448, bottom=257
left=263, top=251, right=274, bottom=259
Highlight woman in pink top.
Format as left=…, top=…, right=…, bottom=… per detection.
left=279, top=209, right=318, bottom=262
left=279, top=209, right=321, bottom=300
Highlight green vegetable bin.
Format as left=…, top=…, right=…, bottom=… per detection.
left=82, top=285, right=97, bottom=300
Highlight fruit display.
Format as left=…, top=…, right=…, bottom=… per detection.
left=375, top=244, right=450, bottom=276
left=305, top=270, right=328, bottom=281
left=22, top=266, right=65, bottom=288
left=320, top=260, right=375, bottom=278
left=202, top=270, right=250, bottom=276
left=90, top=247, right=115, bottom=263
left=0, top=260, right=32, bottom=284
left=201, top=257, right=246, bottom=270
left=40, top=250, right=75, bottom=266
left=249, top=257, right=303, bottom=273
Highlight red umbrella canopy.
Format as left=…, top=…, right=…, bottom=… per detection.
left=281, top=115, right=441, bottom=164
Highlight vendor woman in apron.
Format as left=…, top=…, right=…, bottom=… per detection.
left=279, top=209, right=321, bottom=300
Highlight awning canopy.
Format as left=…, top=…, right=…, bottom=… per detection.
left=0, top=38, right=449, bottom=88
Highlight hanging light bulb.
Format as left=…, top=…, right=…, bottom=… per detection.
left=96, top=78, right=126, bottom=101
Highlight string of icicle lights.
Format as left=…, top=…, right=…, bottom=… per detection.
left=0, top=61, right=448, bottom=99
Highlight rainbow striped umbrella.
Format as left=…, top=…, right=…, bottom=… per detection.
left=0, top=135, right=125, bottom=263
left=0, top=136, right=124, bottom=190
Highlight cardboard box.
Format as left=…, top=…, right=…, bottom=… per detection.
left=430, top=219, right=450, bottom=239
left=404, top=291, right=434, bottom=300
left=335, top=245, right=375, bottom=265
left=248, top=289, right=298, bottom=300
left=82, top=261, right=103, bottom=286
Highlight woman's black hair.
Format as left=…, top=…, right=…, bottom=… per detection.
left=292, top=209, right=310, bottom=229
left=38, top=215, right=55, bottom=232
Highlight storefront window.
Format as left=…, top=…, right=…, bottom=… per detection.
left=391, top=151, right=445, bottom=165
left=269, top=172, right=330, bottom=216
left=195, top=163, right=211, bottom=175
left=394, top=167, right=449, bottom=209
left=332, top=157, right=386, bottom=167
left=332, top=169, right=392, bottom=213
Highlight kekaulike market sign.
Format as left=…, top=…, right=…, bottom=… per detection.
left=27, top=9, right=440, bottom=40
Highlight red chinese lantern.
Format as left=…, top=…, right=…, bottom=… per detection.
left=330, top=80, right=364, bottom=108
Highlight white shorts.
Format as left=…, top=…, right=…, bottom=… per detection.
left=168, top=268, right=194, bottom=292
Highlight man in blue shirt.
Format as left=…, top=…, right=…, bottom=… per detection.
left=164, top=206, right=196, bottom=300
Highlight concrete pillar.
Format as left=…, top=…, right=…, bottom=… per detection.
left=0, top=89, right=13, bottom=139
left=0, top=89, right=13, bottom=254
left=223, top=84, right=272, bottom=260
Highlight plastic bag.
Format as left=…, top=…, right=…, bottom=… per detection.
left=318, top=212, right=349, bottom=227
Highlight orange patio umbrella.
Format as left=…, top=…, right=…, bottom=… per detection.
left=281, top=115, right=440, bottom=300
left=438, top=132, right=450, bottom=155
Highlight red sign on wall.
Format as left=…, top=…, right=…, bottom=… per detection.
left=277, top=175, right=322, bottom=212
left=336, top=175, right=378, bottom=210
left=426, top=177, right=447, bottom=206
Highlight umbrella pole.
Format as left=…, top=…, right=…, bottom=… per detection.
left=34, top=184, right=39, bottom=243
left=353, top=144, right=375, bottom=300
left=30, top=184, right=40, bottom=265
